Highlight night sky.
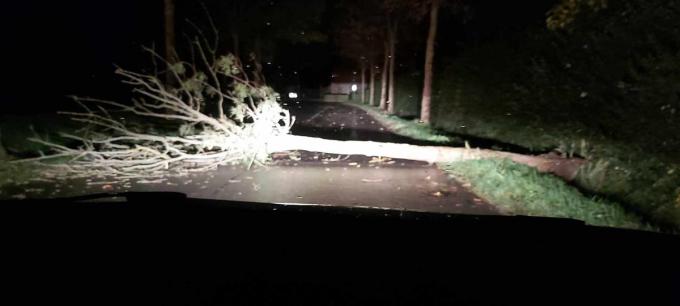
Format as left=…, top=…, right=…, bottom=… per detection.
left=1, top=0, right=161, bottom=113
left=1, top=0, right=556, bottom=114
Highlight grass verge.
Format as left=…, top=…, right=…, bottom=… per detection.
left=442, top=159, right=652, bottom=230
left=347, top=103, right=455, bottom=144
left=347, top=101, right=658, bottom=231
left=431, top=108, right=680, bottom=231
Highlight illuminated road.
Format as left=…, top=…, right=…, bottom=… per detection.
left=2, top=101, right=498, bottom=215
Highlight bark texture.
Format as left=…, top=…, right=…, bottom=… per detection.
left=164, top=0, right=176, bottom=63
left=420, top=0, right=440, bottom=124
left=369, top=58, right=376, bottom=106
left=164, top=0, right=177, bottom=85
left=379, top=40, right=389, bottom=110
left=387, top=21, right=398, bottom=114
left=360, top=60, right=367, bottom=103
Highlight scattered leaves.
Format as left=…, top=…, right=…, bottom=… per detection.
left=369, top=156, right=390, bottom=164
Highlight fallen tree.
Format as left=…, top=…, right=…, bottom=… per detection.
left=268, top=135, right=584, bottom=180
left=15, top=36, right=583, bottom=181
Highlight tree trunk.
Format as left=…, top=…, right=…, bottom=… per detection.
left=0, top=128, right=7, bottom=160
left=420, top=0, right=440, bottom=124
left=163, top=0, right=176, bottom=83
left=387, top=21, right=398, bottom=115
left=230, top=0, right=241, bottom=58
left=231, top=31, right=240, bottom=58
left=267, top=135, right=584, bottom=181
left=369, top=57, right=376, bottom=106
left=379, top=40, right=389, bottom=110
left=250, top=38, right=266, bottom=86
left=360, top=60, right=367, bottom=103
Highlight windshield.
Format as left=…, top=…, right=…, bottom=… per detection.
left=1, top=0, right=678, bottom=233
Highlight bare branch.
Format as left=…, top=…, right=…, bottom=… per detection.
left=17, top=27, right=291, bottom=180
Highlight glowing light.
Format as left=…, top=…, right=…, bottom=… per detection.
left=288, top=92, right=299, bottom=99
left=351, top=84, right=358, bottom=92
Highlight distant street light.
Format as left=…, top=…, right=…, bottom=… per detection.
left=351, top=84, right=358, bottom=92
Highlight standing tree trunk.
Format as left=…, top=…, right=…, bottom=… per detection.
left=250, top=37, right=266, bottom=86
left=379, top=40, right=389, bottom=110
left=230, top=0, right=240, bottom=58
left=0, top=128, right=7, bottom=160
left=231, top=31, right=240, bottom=58
left=360, top=60, right=367, bottom=103
left=387, top=21, right=398, bottom=115
left=249, top=52, right=266, bottom=86
left=163, top=0, right=176, bottom=83
left=419, top=0, right=440, bottom=124
left=369, top=57, right=376, bottom=106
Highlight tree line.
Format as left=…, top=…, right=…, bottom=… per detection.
left=160, top=0, right=599, bottom=126
left=334, top=0, right=459, bottom=124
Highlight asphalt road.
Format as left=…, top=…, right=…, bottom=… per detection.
left=2, top=101, right=498, bottom=215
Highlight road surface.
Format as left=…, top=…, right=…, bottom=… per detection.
left=1, top=101, right=498, bottom=215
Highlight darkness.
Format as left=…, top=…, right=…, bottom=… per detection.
left=0, top=0, right=557, bottom=114
left=1, top=1, right=162, bottom=114
left=1, top=2, right=680, bottom=302
left=458, top=0, right=557, bottom=43
left=2, top=2, right=678, bottom=228
left=2, top=0, right=337, bottom=114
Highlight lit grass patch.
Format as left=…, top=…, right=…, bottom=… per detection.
left=347, top=100, right=665, bottom=231
left=431, top=106, right=680, bottom=230
left=442, top=159, right=653, bottom=231
left=347, top=102, right=456, bottom=144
